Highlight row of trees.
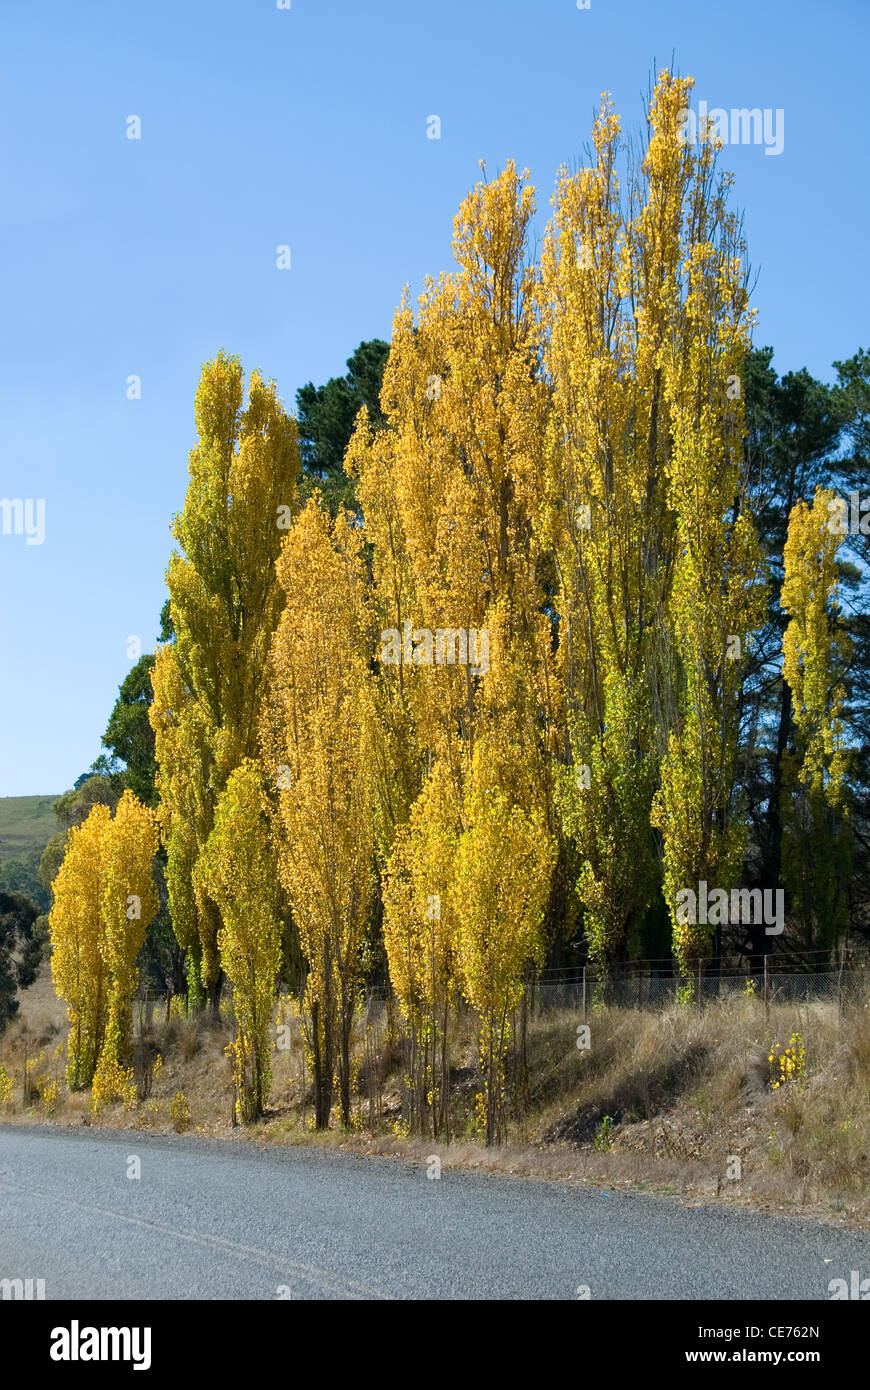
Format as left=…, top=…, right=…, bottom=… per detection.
left=40, top=70, right=869, bottom=1141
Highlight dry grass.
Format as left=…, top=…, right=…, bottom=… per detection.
left=3, top=964, right=870, bottom=1228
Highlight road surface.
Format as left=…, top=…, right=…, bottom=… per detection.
left=1, top=1125, right=867, bottom=1299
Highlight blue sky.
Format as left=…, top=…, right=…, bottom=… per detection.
left=1, top=0, right=867, bottom=797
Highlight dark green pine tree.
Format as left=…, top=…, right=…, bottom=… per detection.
left=296, top=339, right=390, bottom=513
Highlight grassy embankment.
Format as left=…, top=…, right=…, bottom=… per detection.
left=3, top=961, right=870, bottom=1228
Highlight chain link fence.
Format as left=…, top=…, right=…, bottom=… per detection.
left=526, top=967, right=868, bottom=1014
left=356, top=957, right=870, bottom=1019
left=135, top=955, right=870, bottom=1026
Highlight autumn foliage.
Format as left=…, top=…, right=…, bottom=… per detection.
left=49, top=792, right=157, bottom=1099
left=46, top=71, right=854, bottom=1140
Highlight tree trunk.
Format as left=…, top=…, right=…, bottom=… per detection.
left=339, top=1009, right=351, bottom=1128
left=208, top=971, right=224, bottom=1019
left=311, top=999, right=333, bottom=1130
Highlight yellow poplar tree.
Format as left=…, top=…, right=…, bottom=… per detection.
left=92, top=792, right=159, bottom=1110
left=351, top=161, right=558, bottom=806
left=150, top=351, right=299, bottom=1008
left=49, top=804, right=112, bottom=1088
left=452, top=740, right=555, bottom=1146
left=50, top=794, right=158, bottom=1100
left=540, top=73, right=766, bottom=979
left=345, top=409, right=423, bottom=859
left=637, top=74, right=766, bottom=983
left=349, top=164, right=562, bottom=1134
left=261, top=498, right=375, bottom=1129
left=540, top=94, right=666, bottom=967
left=382, top=761, right=458, bottom=1136
left=150, top=645, right=213, bottom=1004
left=198, top=760, right=281, bottom=1121
left=780, top=489, right=852, bottom=949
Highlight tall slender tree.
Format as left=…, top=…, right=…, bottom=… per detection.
left=780, top=489, right=852, bottom=950
left=453, top=740, right=554, bottom=1145
left=261, top=498, right=376, bottom=1128
left=150, top=352, right=299, bottom=1010
left=382, top=761, right=458, bottom=1136
left=198, top=760, right=281, bottom=1120
left=92, top=793, right=159, bottom=1109
left=50, top=794, right=157, bottom=1096
left=49, top=804, right=112, bottom=1088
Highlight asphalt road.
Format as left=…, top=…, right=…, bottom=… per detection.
left=1, top=1125, right=867, bottom=1299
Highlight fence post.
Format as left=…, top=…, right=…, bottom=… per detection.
left=582, top=966, right=587, bottom=1022
left=763, top=956, right=769, bottom=1014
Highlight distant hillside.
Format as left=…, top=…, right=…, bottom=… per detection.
left=0, top=795, right=59, bottom=860
left=0, top=796, right=59, bottom=909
